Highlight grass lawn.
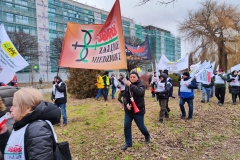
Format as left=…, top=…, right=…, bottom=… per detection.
left=43, top=87, right=240, bottom=160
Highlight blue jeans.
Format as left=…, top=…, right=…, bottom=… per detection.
left=210, top=86, right=214, bottom=97
left=152, top=93, right=155, bottom=98
left=112, top=86, right=116, bottom=99
left=124, top=114, right=150, bottom=146
left=202, top=87, right=211, bottom=102
left=55, top=103, right=67, bottom=124
left=96, top=88, right=106, bottom=100
left=104, top=86, right=109, bottom=100
left=179, top=97, right=193, bottom=118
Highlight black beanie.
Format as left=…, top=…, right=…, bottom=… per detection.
left=130, top=71, right=140, bottom=78
left=163, top=69, right=168, bottom=75
left=154, top=72, right=156, bottom=74
left=183, top=72, right=189, bottom=77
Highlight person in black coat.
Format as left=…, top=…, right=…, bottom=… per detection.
left=52, top=76, right=68, bottom=127
left=121, top=71, right=150, bottom=150
left=0, top=88, right=61, bottom=160
left=227, top=70, right=240, bottom=105
left=163, top=69, right=173, bottom=112
left=154, top=73, right=171, bottom=124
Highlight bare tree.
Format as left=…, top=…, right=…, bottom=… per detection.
left=178, top=0, right=240, bottom=71
left=8, top=31, right=39, bottom=84
left=136, top=0, right=177, bottom=6
left=50, top=36, right=64, bottom=71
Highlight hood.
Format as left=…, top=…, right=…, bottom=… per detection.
left=54, top=76, right=63, bottom=83
left=104, top=71, right=109, bottom=76
left=159, top=73, right=168, bottom=82
left=13, top=101, right=61, bottom=131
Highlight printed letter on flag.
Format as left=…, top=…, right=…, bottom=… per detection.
left=59, top=0, right=126, bottom=70
left=0, top=24, right=29, bottom=84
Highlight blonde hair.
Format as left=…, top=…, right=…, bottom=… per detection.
left=13, top=88, right=42, bottom=114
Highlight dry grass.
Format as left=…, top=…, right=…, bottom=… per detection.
left=43, top=87, right=240, bottom=160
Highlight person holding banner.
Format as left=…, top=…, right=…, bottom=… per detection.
left=227, top=70, right=240, bottom=105
left=213, top=68, right=227, bottom=106
left=178, top=72, right=198, bottom=120
left=121, top=71, right=150, bottom=150
left=117, top=74, right=125, bottom=110
left=154, top=73, right=171, bottom=124
left=163, top=70, right=173, bottom=112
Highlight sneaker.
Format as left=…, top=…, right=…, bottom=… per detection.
left=157, top=119, right=163, bottom=124
left=188, top=117, right=192, bottom=121
left=219, top=103, right=223, bottom=106
left=233, top=102, right=236, bottom=105
left=201, top=100, right=205, bottom=103
left=121, top=145, right=131, bottom=150
left=105, top=100, right=109, bottom=102
left=218, top=100, right=220, bottom=104
left=165, top=114, right=169, bottom=119
left=145, top=137, right=150, bottom=144
left=112, top=98, right=116, bottom=100
left=181, top=115, right=186, bottom=119
left=207, top=101, right=210, bottom=103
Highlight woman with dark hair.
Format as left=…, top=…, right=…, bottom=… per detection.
left=121, top=71, right=150, bottom=150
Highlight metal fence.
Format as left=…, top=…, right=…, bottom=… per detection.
left=16, top=72, right=68, bottom=83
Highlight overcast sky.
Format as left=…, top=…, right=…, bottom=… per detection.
left=77, top=0, right=239, bottom=58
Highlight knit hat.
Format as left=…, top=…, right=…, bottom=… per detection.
left=96, top=74, right=99, bottom=77
left=163, top=69, right=168, bottom=75
left=182, top=72, right=189, bottom=77
left=130, top=71, right=140, bottom=78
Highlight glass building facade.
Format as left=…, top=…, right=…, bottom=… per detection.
left=0, top=0, right=181, bottom=73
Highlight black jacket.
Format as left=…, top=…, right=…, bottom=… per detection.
left=0, top=101, right=61, bottom=159
left=227, top=73, right=240, bottom=94
left=148, top=76, right=152, bottom=85
left=123, top=79, right=145, bottom=115
left=52, top=79, right=67, bottom=104
left=166, top=76, right=173, bottom=97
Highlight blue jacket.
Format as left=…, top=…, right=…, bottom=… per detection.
left=178, top=77, right=198, bottom=99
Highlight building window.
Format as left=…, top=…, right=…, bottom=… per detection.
left=23, top=28, right=29, bottom=34
left=15, top=5, right=28, bottom=11
left=6, top=3, right=12, bottom=7
left=48, top=13, right=56, bottom=17
left=64, top=11, right=68, bottom=16
left=85, top=17, right=88, bottom=21
left=64, top=24, right=67, bottom=32
left=48, top=8, right=56, bottom=13
left=69, top=13, right=75, bottom=17
left=6, top=0, right=13, bottom=1
left=30, top=29, right=36, bottom=35
left=49, top=22, right=56, bottom=30
left=63, top=3, right=68, bottom=8
left=6, top=13, right=13, bottom=22
left=7, top=26, right=14, bottom=32
left=15, top=0, right=28, bottom=5
left=64, top=17, right=68, bottom=20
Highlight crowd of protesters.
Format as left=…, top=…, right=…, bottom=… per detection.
left=0, top=67, right=240, bottom=156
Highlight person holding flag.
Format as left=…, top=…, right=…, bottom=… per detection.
left=178, top=72, right=198, bottom=120
left=121, top=71, right=150, bottom=150
left=163, top=69, right=173, bottom=112
left=117, top=73, right=125, bottom=109
left=227, top=69, right=240, bottom=105
left=213, top=68, right=227, bottom=106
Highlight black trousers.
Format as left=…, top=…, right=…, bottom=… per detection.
left=166, top=97, right=170, bottom=112
left=232, top=94, right=237, bottom=103
left=215, top=87, right=226, bottom=104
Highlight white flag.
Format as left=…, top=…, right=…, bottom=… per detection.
left=157, top=54, right=188, bottom=71
left=190, top=61, right=201, bottom=71
left=196, top=61, right=215, bottom=84
left=216, top=65, right=219, bottom=72
left=230, top=64, right=240, bottom=72
left=0, top=24, right=29, bottom=84
left=155, top=60, right=159, bottom=81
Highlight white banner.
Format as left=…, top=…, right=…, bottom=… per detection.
left=196, top=61, right=215, bottom=84
left=231, top=64, right=240, bottom=72
left=190, top=61, right=201, bottom=71
left=0, top=24, right=29, bottom=84
left=155, top=60, right=159, bottom=81
left=157, top=54, right=189, bottom=71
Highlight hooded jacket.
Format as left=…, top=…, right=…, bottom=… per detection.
left=52, top=76, right=67, bottom=104
left=178, top=77, right=198, bottom=99
left=155, top=73, right=171, bottom=99
left=0, top=101, right=61, bottom=159
left=123, top=79, right=146, bottom=115
left=227, top=72, right=240, bottom=94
